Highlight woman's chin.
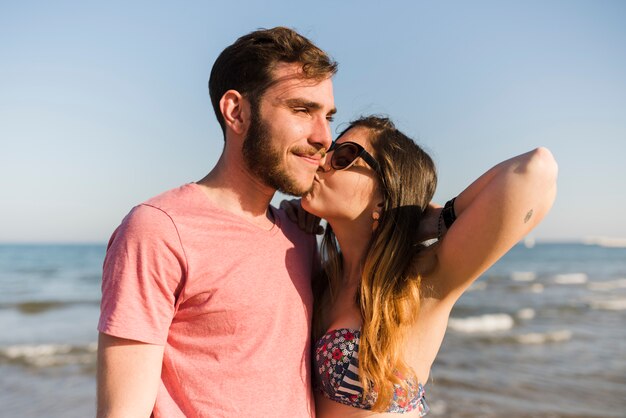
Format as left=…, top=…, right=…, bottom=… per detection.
left=300, top=193, right=313, bottom=209
left=301, top=196, right=323, bottom=218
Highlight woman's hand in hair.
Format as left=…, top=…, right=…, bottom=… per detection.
left=280, top=199, right=324, bottom=235
left=415, top=203, right=442, bottom=243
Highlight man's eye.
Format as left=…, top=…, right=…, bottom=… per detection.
left=294, top=107, right=309, bottom=114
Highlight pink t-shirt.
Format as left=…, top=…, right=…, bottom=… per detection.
left=98, top=184, right=318, bottom=417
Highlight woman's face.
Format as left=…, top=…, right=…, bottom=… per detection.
left=302, top=127, right=383, bottom=222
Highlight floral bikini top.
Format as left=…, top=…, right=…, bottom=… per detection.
left=314, top=328, right=429, bottom=415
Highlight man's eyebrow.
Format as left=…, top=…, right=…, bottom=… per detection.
left=284, top=98, right=337, bottom=115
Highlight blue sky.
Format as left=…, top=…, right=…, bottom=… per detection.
left=1, top=1, right=625, bottom=243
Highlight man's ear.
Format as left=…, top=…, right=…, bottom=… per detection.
left=219, top=90, right=250, bottom=135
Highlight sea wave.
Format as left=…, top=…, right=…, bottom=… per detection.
left=448, top=314, right=514, bottom=333
left=467, top=281, right=487, bottom=292
left=0, top=300, right=99, bottom=314
left=475, top=329, right=574, bottom=346
left=516, top=308, right=536, bottom=320
left=589, top=298, right=626, bottom=311
left=14, top=267, right=59, bottom=276
left=0, top=342, right=97, bottom=368
left=514, top=330, right=573, bottom=344
left=587, top=279, right=626, bottom=292
left=583, top=236, right=626, bottom=248
left=553, top=273, right=588, bottom=285
left=510, top=271, right=536, bottom=282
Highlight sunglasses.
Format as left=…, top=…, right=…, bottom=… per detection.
left=327, top=141, right=382, bottom=175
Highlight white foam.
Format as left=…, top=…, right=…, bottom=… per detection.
left=587, top=279, right=626, bottom=291
left=3, top=344, right=72, bottom=359
left=426, top=400, right=447, bottom=415
left=467, top=281, right=487, bottom=291
left=589, top=299, right=626, bottom=311
left=584, top=236, right=626, bottom=248
left=523, top=236, right=536, bottom=248
left=0, top=343, right=97, bottom=367
left=511, top=271, right=536, bottom=282
left=554, top=273, right=588, bottom=285
left=516, top=308, right=536, bottom=320
left=448, top=314, right=514, bottom=333
left=515, top=330, right=572, bottom=344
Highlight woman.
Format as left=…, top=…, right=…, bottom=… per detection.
left=286, top=116, right=558, bottom=417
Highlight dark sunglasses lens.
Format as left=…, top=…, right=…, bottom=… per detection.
left=332, top=143, right=360, bottom=169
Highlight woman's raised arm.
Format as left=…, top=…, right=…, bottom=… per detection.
left=430, top=147, right=558, bottom=303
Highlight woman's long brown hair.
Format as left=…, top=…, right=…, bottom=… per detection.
left=313, top=116, right=437, bottom=411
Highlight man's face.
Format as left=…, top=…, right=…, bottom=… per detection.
left=242, top=62, right=336, bottom=196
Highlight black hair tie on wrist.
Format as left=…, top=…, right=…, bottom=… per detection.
left=442, top=197, right=457, bottom=229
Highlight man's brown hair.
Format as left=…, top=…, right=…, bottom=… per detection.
left=209, top=27, right=338, bottom=134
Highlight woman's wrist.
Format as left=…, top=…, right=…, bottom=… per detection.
left=441, top=197, right=457, bottom=229
left=437, top=198, right=457, bottom=241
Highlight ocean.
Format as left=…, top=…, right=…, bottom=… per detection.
left=0, top=243, right=624, bottom=417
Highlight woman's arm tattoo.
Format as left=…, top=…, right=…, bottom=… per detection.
left=524, top=209, right=534, bottom=224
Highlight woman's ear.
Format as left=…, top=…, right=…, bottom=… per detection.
left=219, top=90, right=250, bottom=135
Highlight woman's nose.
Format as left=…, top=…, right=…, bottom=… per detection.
left=318, top=154, right=332, bottom=172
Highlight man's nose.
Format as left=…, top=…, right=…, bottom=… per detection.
left=311, top=116, right=333, bottom=151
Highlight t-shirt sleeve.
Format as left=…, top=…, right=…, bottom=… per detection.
left=98, top=204, right=186, bottom=345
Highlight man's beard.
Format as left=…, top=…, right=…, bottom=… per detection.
left=242, top=106, right=314, bottom=197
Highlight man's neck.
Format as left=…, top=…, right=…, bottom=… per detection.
left=196, top=153, right=277, bottom=230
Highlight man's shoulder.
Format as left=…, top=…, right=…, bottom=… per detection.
left=273, top=206, right=318, bottom=247
left=142, top=183, right=200, bottom=212
left=133, top=183, right=218, bottom=223
left=113, top=184, right=203, bottom=241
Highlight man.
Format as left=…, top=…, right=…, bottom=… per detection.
left=97, top=27, right=337, bottom=417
